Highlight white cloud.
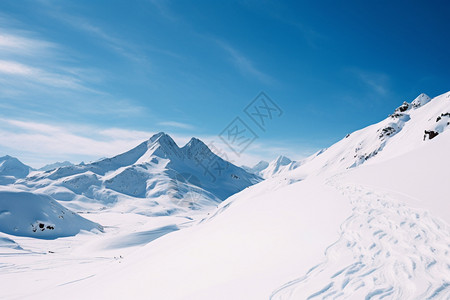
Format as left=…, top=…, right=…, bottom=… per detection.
left=0, top=32, right=56, bottom=56
left=0, top=60, right=33, bottom=75
left=0, top=25, right=145, bottom=117
left=158, top=121, right=195, bottom=130
left=0, top=119, right=156, bottom=167
left=0, top=119, right=309, bottom=169
left=0, top=59, right=91, bottom=91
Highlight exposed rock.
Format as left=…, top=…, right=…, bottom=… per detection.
left=395, top=102, right=410, bottom=113
left=424, top=130, right=439, bottom=141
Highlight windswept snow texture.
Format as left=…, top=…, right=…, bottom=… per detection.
left=0, top=234, right=22, bottom=250
left=0, top=191, right=102, bottom=239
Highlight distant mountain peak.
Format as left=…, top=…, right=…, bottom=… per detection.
left=17, top=132, right=261, bottom=210
left=274, top=155, right=292, bottom=166
left=253, top=160, right=269, bottom=170
left=39, top=161, right=74, bottom=172
left=0, top=155, right=32, bottom=178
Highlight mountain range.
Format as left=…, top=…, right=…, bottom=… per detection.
left=0, top=132, right=260, bottom=238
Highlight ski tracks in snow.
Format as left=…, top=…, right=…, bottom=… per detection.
left=271, top=181, right=450, bottom=300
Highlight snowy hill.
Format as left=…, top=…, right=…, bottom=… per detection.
left=0, top=190, right=102, bottom=239
left=16, top=132, right=261, bottom=214
left=28, top=92, right=450, bottom=300
left=0, top=155, right=32, bottom=185
left=285, top=92, right=450, bottom=176
left=0, top=155, right=32, bottom=178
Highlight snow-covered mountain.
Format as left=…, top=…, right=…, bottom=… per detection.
left=1, top=92, right=450, bottom=300
left=14, top=132, right=261, bottom=214
left=287, top=92, right=449, bottom=176
left=244, top=156, right=302, bottom=179
left=0, top=155, right=32, bottom=185
left=28, top=91, right=450, bottom=300
left=38, top=161, right=74, bottom=172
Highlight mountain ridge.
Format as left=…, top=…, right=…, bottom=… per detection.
left=10, top=133, right=261, bottom=214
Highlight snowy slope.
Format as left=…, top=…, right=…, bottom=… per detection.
left=284, top=92, right=450, bottom=177
left=0, top=155, right=32, bottom=184
left=33, top=176, right=353, bottom=300
left=2, top=92, right=450, bottom=299
left=0, top=189, right=102, bottom=239
left=271, top=119, right=450, bottom=299
left=32, top=92, right=450, bottom=300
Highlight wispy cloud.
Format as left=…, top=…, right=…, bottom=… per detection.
left=0, top=32, right=56, bottom=56
left=158, top=121, right=195, bottom=130
left=148, top=0, right=178, bottom=22
left=215, top=40, right=274, bottom=85
left=42, top=8, right=148, bottom=63
left=349, top=68, right=390, bottom=96
left=0, top=59, right=92, bottom=91
left=0, top=118, right=198, bottom=167
left=0, top=15, right=146, bottom=118
left=0, top=118, right=155, bottom=167
left=0, top=15, right=100, bottom=93
left=0, top=117, right=308, bottom=169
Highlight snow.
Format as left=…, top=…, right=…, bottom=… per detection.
left=0, top=92, right=449, bottom=299
left=38, top=161, right=74, bottom=172
left=340, top=128, right=450, bottom=224
left=244, top=155, right=302, bottom=179
left=411, top=93, right=431, bottom=108
left=0, top=190, right=102, bottom=239
left=15, top=132, right=261, bottom=214
left=0, top=233, right=22, bottom=250
left=32, top=176, right=353, bottom=300
left=0, top=155, right=32, bottom=179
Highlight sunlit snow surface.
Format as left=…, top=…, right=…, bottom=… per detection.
left=1, top=92, right=450, bottom=299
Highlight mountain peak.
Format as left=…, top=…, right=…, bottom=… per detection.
left=411, top=93, right=431, bottom=108
left=0, top=155, right=31, bottom=178
left=253, top=160, right=269, bottom=169
left=274, top=155, right=292, bottom=166
left=185, top=137, right=207, bottom=148
left=147, top=132, right=179, bottom=150
left=182, top=137, right=211, bottom=159
left=148, top=132, right=173, bottom=144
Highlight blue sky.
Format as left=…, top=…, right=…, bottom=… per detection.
left=0, top=0, right=449, bottom=167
